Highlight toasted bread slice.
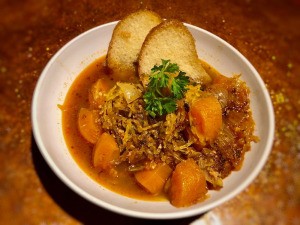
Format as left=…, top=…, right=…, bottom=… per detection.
left=107, top=10, right=162, bottom=82
left=138, top=20, right=211, bottom=86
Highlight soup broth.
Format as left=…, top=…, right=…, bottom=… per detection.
left=62, top=55, right=257, bottom=203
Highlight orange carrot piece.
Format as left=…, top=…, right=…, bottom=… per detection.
left=93, top=132, right=120, bottom=170
left=169, top=159, right=207, bottom=207
left=135, top=164, right=173, bottom=195
left=78, top=108, right=102, bottom=144
left=189, top=96, right=222, bottom=142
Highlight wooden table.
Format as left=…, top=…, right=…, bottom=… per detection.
left=1, top=0, right=299, bottom=224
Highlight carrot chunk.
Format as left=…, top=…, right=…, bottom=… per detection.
left=189, top=96, right=222, bottom=142
left=169, top=159, right=207, bottom=207
left=78, top=108, right=102, bottom=144
left=93, top=132, right=120, bottom=170
left=135, top=164, right=173, bottom=195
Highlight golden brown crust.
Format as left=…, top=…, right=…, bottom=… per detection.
left=106, top=10, right=162, bottom=82
left=138, top=19, right=211, bottom=86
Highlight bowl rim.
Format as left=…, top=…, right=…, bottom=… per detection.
left=32, top=21, right=275, bottom=219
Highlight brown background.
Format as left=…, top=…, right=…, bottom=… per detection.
left=0, top=0, right=299, bottom=224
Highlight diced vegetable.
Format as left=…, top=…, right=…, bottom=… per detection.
left=134, top=163, right=173, bottom=195
left=89, top=78, right=114, bottom=107
left=169, top=159, right=207, bottom=207
left=78, top=108, right=102, bottom=144
left=189, top=96, right=222, bottom=142
left=93, top=132, right=120, bottom=170
left=117, top=82, right=142, bottom=103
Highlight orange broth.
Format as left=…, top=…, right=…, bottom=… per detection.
left=61, top=55, right=254, bottom=202
left=62, top=56, right=166, bottom=201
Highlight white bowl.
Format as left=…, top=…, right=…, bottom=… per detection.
left=32, top=21, right=274, bottom=219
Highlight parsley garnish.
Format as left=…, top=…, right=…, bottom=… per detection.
left=143, top=59, right=190, bottom=117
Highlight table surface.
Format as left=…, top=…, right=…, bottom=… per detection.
left=1, top=0, right=300, bottom=224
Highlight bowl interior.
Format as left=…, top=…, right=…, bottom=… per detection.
left=32, top=21, right=274, bottom=219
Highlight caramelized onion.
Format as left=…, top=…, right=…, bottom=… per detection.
left=210, top=87, right=228, bottom=109
left=117, top=82, right=142, bottom=103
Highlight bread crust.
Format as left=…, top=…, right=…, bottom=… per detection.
left=107, top=10, right=162, bottom=82
left=138, top=19, right=211, bottom=86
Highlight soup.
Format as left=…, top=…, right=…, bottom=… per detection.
left=61, top=55, right=257, bottom=207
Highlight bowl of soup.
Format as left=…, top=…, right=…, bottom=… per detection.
left=32, top=19, right=274, bottom=219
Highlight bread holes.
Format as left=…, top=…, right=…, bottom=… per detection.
left=107, top=10, right=162, bottom=82
left=138, top=20, right=211, bottom=87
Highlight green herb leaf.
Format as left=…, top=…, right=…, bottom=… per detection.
left=171, top=71, right=190, bottom=99
left=162, top=97, right=177, bottom=113
left=163, top=60, right=179, bottom=73
left=143, top=59, right=190, bottom=117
